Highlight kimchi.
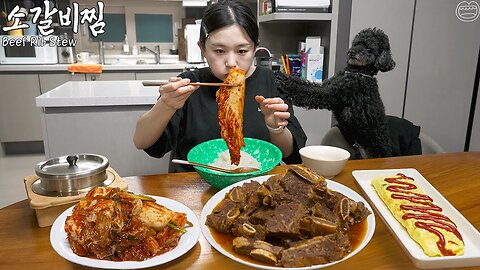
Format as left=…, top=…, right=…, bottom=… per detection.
left=64, top=187, right=189, bottom=261
left=216, top=67, right=246, bottom=165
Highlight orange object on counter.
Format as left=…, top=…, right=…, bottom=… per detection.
left=67, top=63, right=103, bottom=74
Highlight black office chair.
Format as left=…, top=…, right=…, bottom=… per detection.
left=320, top=116, right=443, bottom=158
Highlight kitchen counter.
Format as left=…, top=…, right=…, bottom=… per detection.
left=36, top=80, right=169, bottom=177
left=36, top=80, right=158, bottom=107
left=34, top=78, right=331, bottom=177
left=0, top=61, right=203, bottom=72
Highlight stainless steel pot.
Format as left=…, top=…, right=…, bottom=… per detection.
left=32, top=154, right=110, bottom=196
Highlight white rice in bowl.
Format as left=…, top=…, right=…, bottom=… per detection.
left=211, top=150, right=261, bottom=170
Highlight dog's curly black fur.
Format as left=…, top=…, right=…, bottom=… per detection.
left=276, top=28, right=396, bottom=158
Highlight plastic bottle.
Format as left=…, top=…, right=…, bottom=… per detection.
left=131, top=44, right=138, bottom=55
left=123, top=34, right=130, bottom=54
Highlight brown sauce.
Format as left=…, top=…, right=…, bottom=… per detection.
left=208, top=219, right=369, bottom=267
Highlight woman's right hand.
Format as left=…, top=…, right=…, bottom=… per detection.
left=159, top=77, right=199, bottom=109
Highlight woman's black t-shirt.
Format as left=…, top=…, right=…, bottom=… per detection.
left=144, top=66, right=307, bottom=172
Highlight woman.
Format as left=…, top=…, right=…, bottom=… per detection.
left=133, top=0, right=306, bottom=172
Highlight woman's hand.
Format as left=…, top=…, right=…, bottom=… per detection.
left=255, top=95, right=290, bottom=129
left=133, top=77, right=198, bottom=149
left=159, top=77, right=199, bottom=110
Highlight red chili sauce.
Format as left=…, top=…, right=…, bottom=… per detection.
left=384, top=173, right=463, bottom=256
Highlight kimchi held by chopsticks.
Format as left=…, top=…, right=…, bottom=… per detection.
left=216, top=67, right=246, bottom=165
left=64, top=187, right=191, bottom=261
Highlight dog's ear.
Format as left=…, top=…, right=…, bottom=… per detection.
left=375, top=50, right=396, bottom=72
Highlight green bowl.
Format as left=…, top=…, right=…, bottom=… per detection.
left=187, top=138, right=282, bottom=189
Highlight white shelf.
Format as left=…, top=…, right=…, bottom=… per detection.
left=258, top=12, right=332, bottom=23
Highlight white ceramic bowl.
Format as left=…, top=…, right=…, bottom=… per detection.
left=299, top=145, right=351, bottom=178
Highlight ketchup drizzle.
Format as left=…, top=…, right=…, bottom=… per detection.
left=384, top=173, right=463, bottom=256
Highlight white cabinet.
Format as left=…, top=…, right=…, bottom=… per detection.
left=40, top=106, right=170, bottom=177
left=0, top=74, right=43, bottom=142
left=37, top=81, right=170, bottom=176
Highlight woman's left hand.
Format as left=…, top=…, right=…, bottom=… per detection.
left=255, top=95, right=290, bottom=129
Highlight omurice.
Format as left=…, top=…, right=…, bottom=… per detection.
left=371, top=173, right=464, bottom=256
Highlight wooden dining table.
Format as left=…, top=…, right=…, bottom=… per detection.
left=1, top=152, right=479, bottom=270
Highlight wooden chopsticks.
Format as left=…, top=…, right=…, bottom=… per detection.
left=142, top=81, right=238, bottom=87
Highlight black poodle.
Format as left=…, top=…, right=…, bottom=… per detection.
left=276, top=27, right=396, bottom=158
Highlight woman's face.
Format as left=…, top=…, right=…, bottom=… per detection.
left=199, top=24, right=255, bottom=81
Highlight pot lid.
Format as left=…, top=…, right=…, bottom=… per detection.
left=35, top=154, right=109, bottom=180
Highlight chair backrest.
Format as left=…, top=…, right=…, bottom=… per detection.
left=419, top=132, right=445, bottom=154
left=320, top=126, right=444, bottom=157
left=320, top=126, right=357, bottom=158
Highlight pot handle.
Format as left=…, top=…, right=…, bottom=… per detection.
left=67, top=155, right=79, bottom=166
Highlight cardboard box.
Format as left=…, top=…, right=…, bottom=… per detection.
left=306, top=51, right=324, bottom=82
left=181, top=18, right=196, bottom=29
left=178, top=29, right=186, bottom=61
left=305, top=36, right=322, bottom=55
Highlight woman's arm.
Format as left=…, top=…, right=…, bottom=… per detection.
left=133, top=78, right=198, bottom=149
left=268, top=125, right=294, bottom=157
left=255, top=95, right=294, bottom=157
left=133, top=98, right=177, bottom=149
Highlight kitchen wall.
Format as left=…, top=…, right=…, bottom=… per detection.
left=72, top=0, right=191, bottom=56
left=71, top=0, right=259, bottom=57
left=350, top=0, right=480, bottom=152
left=349, top=0, right=414, bottom=118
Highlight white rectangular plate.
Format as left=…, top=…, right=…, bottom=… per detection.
left=352, top=168, right=480, bottom=269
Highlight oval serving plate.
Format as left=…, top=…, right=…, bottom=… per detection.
left=353, top=168, right=480, bottom=269
left=200, top=175, right=376, bottom=270
left=50, top=196, right=200, bottom=269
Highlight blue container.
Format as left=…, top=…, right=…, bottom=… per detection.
left=23, top=21, right=37, bottom=36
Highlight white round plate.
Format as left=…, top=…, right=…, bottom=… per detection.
left=200, top=175, right=375, bottom=269
left=50, top=195, right=200, bottom=269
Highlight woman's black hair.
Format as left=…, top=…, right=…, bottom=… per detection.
left=199, top=0, right=259, bottom=47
